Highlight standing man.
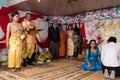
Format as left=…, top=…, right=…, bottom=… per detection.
left=22, top=13, right=41, bottom=67
left=48, top=20, right=60, bottom=60
left=101, top=37, right=120, bottom=79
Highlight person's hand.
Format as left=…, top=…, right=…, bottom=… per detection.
left=6, top=42, right=9, bottom=49
left=88, top=62, right=91, bottom=68
left=39, top=40, right=43, bottom=43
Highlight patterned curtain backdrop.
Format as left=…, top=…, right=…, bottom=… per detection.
left=98, top=24, right=120, bottom=45
left=84, top=18, right=120, bottom=51
left=84, top=21, right=103, bottom=45
left=85, top=22, right=94, bottom=41
left=49, top=7, right=120, bottom=24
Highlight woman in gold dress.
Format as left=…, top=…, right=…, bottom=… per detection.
left=67, top=24, right=74, bottom=58
left=6, top=12, right=25, bottom=72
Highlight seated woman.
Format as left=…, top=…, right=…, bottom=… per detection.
left=81, top=40, right=102, bottom=71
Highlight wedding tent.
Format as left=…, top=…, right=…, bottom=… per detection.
left=0, top=0, right=120, bottom=80
left=9, top=0, right=120, bottom=16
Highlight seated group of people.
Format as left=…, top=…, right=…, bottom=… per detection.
left=81, top=37, right=120, bottom=79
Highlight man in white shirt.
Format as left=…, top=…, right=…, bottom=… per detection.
left=101, top=37, right=120, bottom=79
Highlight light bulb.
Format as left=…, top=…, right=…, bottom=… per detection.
left=38, top=0, right=40, bottom=2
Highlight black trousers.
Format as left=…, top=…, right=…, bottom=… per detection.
left=102, top=65, right=120, bottom=77
left=49, top=42, right=59, bottom=59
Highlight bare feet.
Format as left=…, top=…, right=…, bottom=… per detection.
left=10, top=68, right=16, bottom=72
left=16, top=68, right=21, bottom=72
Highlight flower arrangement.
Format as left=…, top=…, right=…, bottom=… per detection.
left=26, top=21, right=43, bottom=32
left=36, top=48, right=52, bottom=64
left=37, top=52, right=52, bottom=62
left=31, top=23, right=43, bottom=31
left=77, top=49, right=85, bottom=61
left=29, top=26, right=43, bottom=31
left=76, top=44, right=88, bottom=61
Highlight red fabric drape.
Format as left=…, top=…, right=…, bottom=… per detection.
left=38, top=37, right=49, bottom=48
left=0, top=15, right=10, bottom=48
left=0, top=7, right=16, bottom=15
left=78, top=22, right=88, bottom=44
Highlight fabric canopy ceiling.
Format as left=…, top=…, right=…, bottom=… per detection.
left=9, top=0, right=120, bottom=16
